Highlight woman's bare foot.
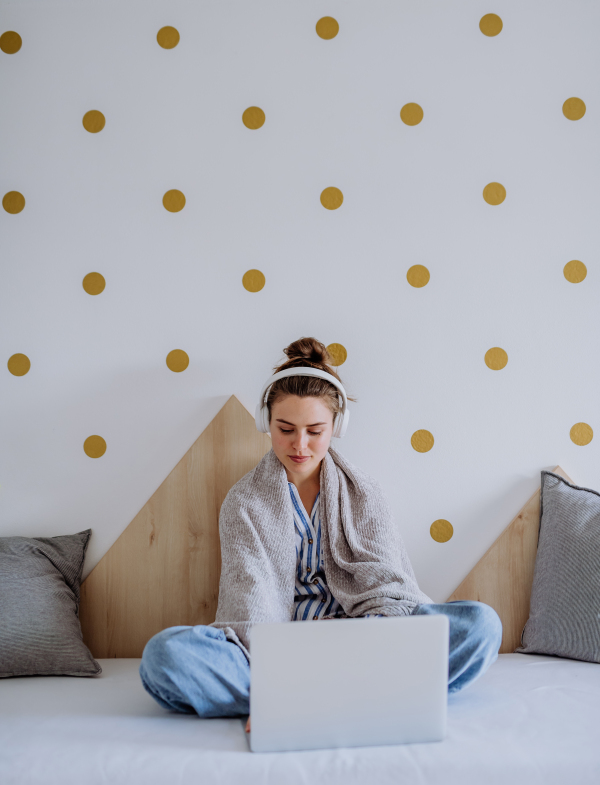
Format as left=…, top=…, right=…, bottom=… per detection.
left=245, top=715, right=251, bottom=733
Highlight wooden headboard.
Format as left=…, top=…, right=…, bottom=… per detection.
left=79, top=396, right=571, bottom=656
left=79, top=396, right=272, bottom=658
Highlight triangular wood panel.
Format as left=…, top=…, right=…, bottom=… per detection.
left=79, top=396, right=272, bottom=658
left=446, top=465, right=573, bottom=654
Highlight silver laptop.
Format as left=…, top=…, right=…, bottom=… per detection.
left=249, top=614, right=449, bottom=753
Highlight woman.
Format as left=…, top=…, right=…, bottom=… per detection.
left=139, top=337, right=502, bottom=731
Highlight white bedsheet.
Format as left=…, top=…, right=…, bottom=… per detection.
left=1, top=653, right=599, bottom=785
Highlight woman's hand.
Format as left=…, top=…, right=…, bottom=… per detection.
left=245, top=715, right=251, bottom=733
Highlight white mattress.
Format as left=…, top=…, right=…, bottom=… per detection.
left=1, top=653, right=599, bottom=785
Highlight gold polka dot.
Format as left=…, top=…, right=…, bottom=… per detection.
left=3, top=191, right=25, bottom=214
left=483, top=182, right=506, bottom=205
left=316, top=17, right=339, bottom=39
left=479, top=14, right=503, bottom=36
left=411, top=430, right=434, bottom=453
left=242, top=107, right=266, bottom=130
left=242, top=269, right=266, bottom=292
left=82, top=110, right=105, bottom=133
left=563, top=260, right=587, bottom=283
left=163, top=189, right=186, bottom=212
left=406, top=265, right=430, bottom=288
left=430, top=519, right=453, bottom=543
left=7, top=353, right=30, bottom=376
left=320, top=187, right=343, bottom=210
left=563, top=97, right=586, bottom=121
left=327, top=343, right=347, bottom=366
left=166, top=349, right=189, bottom=373
left=84, top=435, right=106, bottom=458
left=157, top=26, right=180, bottom=49
left=570, top=422, right=593, bottom=446
left=400, top=103, right=424, bottom=126
left=0, top=31, right=22, bottom=54
left=484, top=347, right=508, bottom=370
left=82, top=272, right=106, bottom=295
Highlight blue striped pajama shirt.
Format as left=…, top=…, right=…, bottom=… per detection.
left=288, top=482, right=382, bottom=621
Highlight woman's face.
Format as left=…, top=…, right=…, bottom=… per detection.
left=270, top=395, right=334, bottom=482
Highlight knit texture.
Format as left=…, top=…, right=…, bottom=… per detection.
left=210, top=446, right=433, bottom=659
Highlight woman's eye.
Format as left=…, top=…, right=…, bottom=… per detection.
left=279, top=429, right=322, bottom=436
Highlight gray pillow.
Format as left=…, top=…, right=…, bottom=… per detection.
left=0, top=529, right=101, bottom=677
left=516, top=471, right=600, bottom=663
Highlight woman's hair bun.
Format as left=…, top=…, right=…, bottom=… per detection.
left=281, top=337, right=332, bottom=368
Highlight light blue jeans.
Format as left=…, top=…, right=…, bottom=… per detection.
left=139, top=600, right=502, bottom=717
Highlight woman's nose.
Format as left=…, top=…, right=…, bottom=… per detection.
left=292, top=432, right=309, bottom=450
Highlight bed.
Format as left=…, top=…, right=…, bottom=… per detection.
left=1, top=397, right=599, bottom=783
left=2, top=654, right=599, bottom=785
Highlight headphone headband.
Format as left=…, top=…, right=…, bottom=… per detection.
left=255, top=366, right=350, bottom=438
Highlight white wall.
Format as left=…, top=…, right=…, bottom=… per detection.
left=1, top=0, right=599, bottom=597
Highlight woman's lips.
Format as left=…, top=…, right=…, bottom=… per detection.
left=289, top=456, right=310, bottom=463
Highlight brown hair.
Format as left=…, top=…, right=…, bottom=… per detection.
left=266, top=337, right=356, bottom=423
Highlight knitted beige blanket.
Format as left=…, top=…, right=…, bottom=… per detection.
left=210, top=446, right=433, bottom=660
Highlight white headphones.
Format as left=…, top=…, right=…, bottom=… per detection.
left=255, top=367, right=350, bottom=438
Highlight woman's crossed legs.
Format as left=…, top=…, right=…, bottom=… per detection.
left=139, top=600, right=502, bottom=716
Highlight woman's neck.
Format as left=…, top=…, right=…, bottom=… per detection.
left=286, top=460, right=321, bottom=491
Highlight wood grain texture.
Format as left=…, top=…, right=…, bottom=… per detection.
left=79, top=395, right=272, bottom=658
left=446, top=466, right=573, bottom=653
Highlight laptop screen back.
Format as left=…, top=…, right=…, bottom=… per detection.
left=249, top=615, right=449, bottom=753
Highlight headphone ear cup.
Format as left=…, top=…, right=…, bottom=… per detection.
left=332, top=412, right=340, bottom=438
left=335, top=408, right=349, bottom=438
left=332, top=398, right=350, bottom=438
left=332, top=411, right=342, bottom=438
left=261, top=402, right=271, bottom=434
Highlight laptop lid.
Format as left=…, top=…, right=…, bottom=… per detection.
left=249, top=614, right=449, bottom=753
